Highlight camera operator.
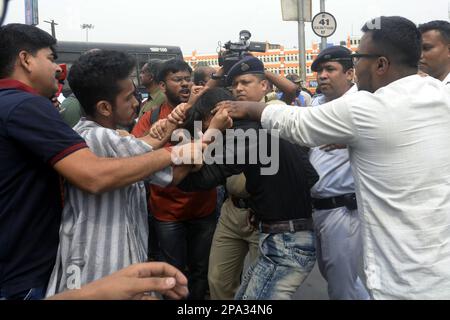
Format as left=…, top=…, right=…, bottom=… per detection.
left=208, top=30, right=297, bottom=104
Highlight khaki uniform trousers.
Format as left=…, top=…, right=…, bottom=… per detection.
left=208, top=174, right=259, bottom=300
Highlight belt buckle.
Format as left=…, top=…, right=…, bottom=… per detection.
left=289, top=220, right=295, bottom=233
left=331, top=197, right=337, bottom=208
left=343, top=194, right=357, bottom=210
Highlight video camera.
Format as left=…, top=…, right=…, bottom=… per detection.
left=218, top=30, right=266, bottom=75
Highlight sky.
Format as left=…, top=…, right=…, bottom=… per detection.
left=4, top=0, right=450, bottom=55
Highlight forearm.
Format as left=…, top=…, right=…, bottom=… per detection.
left=46, top=288, right=87, bottom=300
left=139, top=121, right=178, bottom=149
left=55, top=148, right=173, bottom=194
left=246, top=101, right=268, bottom=122
left=171, top=165, right=194, bottom=185
left=178, top=168, right=224, bottom=191
left=205, top=68, right=224, bottom=90
left=139, top=135, right=170, bottom=150
left=265, top=71, right=297, bottom=104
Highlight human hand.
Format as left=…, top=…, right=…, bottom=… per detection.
left=149, top=119, right=168, bottom=140
left=168, top=103, right=189, bottom=126
left=209, top=108, right=233, bottom=132
left=213, top=100, right=267, bottom=121
left=212, top=101, right=248, bottom=119
left=48, top=262, right=188, bottom=300
left=187, top=85, right=206, bottom=108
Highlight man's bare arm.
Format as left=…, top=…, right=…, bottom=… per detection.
left=265, top=71, right=297, bottom=104
left=53, top=141, right=201, bottom=194
left=213, top=100, right=268, bottom=122
left=54, top=148, right=172, bottom=194
left=47, top=262, right=188, bottom=300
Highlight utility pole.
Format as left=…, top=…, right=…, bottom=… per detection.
left=81, top=23, right=94, bottom=42
left=297, top=0, right=307, bottom=82
left=320, top=0, right=327, bottom=51
left=44, top=19, right=58, bottom=38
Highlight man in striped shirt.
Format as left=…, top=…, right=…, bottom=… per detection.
left=46, top=50, right=192, bottom=295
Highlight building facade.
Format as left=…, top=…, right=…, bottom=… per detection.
left=184, top=36, right=360, bottom=93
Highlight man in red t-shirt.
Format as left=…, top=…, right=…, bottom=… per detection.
left=132, top=59, right=217, bottom=300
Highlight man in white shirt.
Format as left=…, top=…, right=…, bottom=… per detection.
left=309, top=46, right=369, bottom=300
left=217, top=16, right=450, bottom=299
left=419, top=20, right=450, bottom=85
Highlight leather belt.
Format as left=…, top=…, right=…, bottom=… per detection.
left=231, top=195, right=249, bottom=209
left=312, top=193, right=357, bottom=211
left=258, top=218, right=313, bottom=234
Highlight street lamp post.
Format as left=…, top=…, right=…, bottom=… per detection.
left=80, top=23, right=94, bottom=42
left=44, top=19, right=58, bottom=38
left=320, top=0, right=327, bottom=50
left=297, top=0, right=307, bottom=83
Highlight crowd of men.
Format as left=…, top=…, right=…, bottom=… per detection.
left=0, top=16, right=449, bottom=300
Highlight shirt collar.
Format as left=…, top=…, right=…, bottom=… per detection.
left=149, top=87, right=161, bottom=98
left=0, top=79, right=39, bottom=95
left=443, top=72, right=450, bottom=85
left=343, top=83, right=358, bottom=96
left=313, top=83, right=357, bottom=106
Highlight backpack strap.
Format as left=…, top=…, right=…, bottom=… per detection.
left=150, top=105, right=161, bottom=126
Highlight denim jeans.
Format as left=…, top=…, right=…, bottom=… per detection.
left=235, top=230, right=316, bottom=300
left=0, top=286, right=47, bottom=300
left=154, top=213, right=217, bottom=300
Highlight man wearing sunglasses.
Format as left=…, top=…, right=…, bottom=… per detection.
left=217, top=16, right=450, bottom=299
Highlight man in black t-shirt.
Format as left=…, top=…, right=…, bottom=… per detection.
left=176, top=57, right=319, bottom=300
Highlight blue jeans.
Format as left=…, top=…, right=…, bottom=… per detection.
left=235, top=230, right=316, bottom=300
left=0, top=286, right=47, bottom=300
left=155, top=213, right=217, bottom=300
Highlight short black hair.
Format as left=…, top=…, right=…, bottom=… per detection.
left=0, top=23, right=57, bottom=78
left=183, top=87, right=235, bottom=135
left=157, top=59, right=192, bottom=83
left=142, top=59, right=164, bottom=77
left=338, top=60, right=353, bottom=72
left=361, top=16, right=422, bottom=68
left=193, top=66, right=213, bottom=85
left=68, top=50, right=136, bottom=116
left=418, top=20, right=450, bottom=44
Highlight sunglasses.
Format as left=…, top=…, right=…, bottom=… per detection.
left=351, top=53, right=385, bottom=65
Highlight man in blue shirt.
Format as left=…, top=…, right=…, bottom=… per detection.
left=0, top=23, right=199, bottom=300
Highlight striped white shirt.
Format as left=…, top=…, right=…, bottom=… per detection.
left=46, top=119, right=172, bottom=295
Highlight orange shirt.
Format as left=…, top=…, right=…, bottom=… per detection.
left=132, top=102, right=217, bottom=222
